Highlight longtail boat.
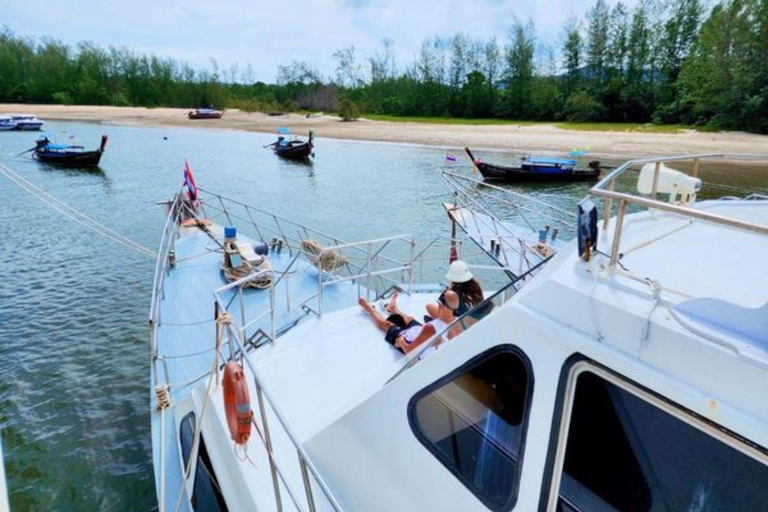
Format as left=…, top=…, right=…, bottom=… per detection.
left=269, top=130, right=314, bottom=159
left=465, top=146, right=600, bottom=182
left=32, top=135, right=107, bottom=167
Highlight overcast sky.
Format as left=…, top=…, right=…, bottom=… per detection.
left=3, top=0, right=639, bottom=82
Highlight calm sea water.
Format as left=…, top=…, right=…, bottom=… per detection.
left=0, top=121, right=764, bottom=511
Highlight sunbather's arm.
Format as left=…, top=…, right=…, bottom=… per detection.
left=398, top=324, right=437, bottom=355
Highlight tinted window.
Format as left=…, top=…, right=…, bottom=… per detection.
left=179, top=413, right=230, bottom=512
left=557, top=370, right=768, bottom=512
left=410, top=347, right=533, bottom=511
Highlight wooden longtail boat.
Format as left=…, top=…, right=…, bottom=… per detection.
left=33, top=135, right=107, bottom=167
left=465, top=147, right=600, bottom=182
left=270, top=130, right=314, bottom=160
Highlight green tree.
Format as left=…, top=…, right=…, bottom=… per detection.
left=501, top=19, right=535, bottom=119
left=562, top=16, right=583, bottom=99
left=678, top=0, right=760, bottom=129
left=586, top=0, right=611, bottom=95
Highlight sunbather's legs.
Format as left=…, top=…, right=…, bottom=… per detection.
left=358, top=297, right=394, bottom=332
left=384, top=292, right=415, bottom=325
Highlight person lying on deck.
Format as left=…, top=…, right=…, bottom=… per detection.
left=358, top=290, right=461, bottom=355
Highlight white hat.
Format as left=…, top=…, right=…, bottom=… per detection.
left=446, top=260, right=473, bottom=283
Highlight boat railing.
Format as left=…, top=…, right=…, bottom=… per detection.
left=442, top=171, right=575, bottom=274
left=387, top=256, right=552, bottom=382
left=149, top=189, right=186, bottom=383
left=197, top=188, right=498, bottom=318
left=198, top=187, right=415, bottom=283
left=589, top=153, right=768, bottom=267
left=214, top=270, right=278, bottom=347
left=443, top=170, right=576, bottom=230
left=215, top=292, right=348, bottom=512
left=304, top=234, right=415, bottom=318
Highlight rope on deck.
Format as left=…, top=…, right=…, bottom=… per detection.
left=0, top=161, right=155, bottom=259
left=301, top=238, right=348, bottom=271
left=222, top=240, right=273, bottom=288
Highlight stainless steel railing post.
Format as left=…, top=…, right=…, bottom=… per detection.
left=603, top=179, right=615, bottom=230
left=299, top=454, right=318, bottom=512
left=610, top=199, right=628, bottom=266
left=256, top=383, right=284, bottom=512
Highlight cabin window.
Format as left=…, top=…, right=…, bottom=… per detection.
left=552, top=367, right=768, bottom=512
left=409, top=346, right=533, bottom=511
left=179, top=413, right=230, bottom=512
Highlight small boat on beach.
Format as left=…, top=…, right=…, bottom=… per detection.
left=188, top=108, right=224, bottom=120
left=31, top=134, right=108, bottom=167
left=11, top=114, right=44, bottom=131
left=269, top=129, right=314, bottom=159
left=0, top=114, right=44, bottom=131
left=0, top=116, right=16, bottom=131
left=465, top=146, right=600, bottom=182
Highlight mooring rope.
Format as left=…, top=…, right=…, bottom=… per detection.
left=0, top=161, right=155, bottom=259
left=301, top=238, right=348, bottom=272
left=222, top=241, right=273, bottom=289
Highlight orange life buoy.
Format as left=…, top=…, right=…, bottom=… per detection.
left=222, top=360, right=253, bottom=444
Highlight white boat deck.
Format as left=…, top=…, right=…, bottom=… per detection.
left=154, top=225, right=368, bottom=400
left=249, top=292, right=439, bottom=441
left=152, top=217, right=447, bottom=512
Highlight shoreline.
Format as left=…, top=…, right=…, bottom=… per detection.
left=3, top=104, right=768, bottom=158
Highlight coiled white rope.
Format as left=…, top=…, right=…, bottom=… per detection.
left=222, top=241, right=273, bottom=289
left=0, top=161, right=155, bottom=259
left=301, top=238, right=347, bottom=272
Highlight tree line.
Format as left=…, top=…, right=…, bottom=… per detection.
left=1, top=0, right=766, bottom=132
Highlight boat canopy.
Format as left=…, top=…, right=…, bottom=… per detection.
left=41, top=144, right=77, bottom=150
left=527, top=157, right=577, bottom=166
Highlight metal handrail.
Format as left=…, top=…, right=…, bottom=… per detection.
left=443, top=171, right=577, bottom=233
left=218, top=307, right=347, bottom=512
left=588, top=153, right=768, bottom=265
left=149, top=189, right=185, bottom=385
left=199, top=197, right=409, bottom=275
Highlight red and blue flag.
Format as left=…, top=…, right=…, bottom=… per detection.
left=184, top=160, right=198, bottom=201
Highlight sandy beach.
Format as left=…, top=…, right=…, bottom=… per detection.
left=3, top=104, right=768, bottom=158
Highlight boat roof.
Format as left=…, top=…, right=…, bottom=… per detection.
left=527, top=157, right=576, bottom=166
left=514, top=197, right=768, bottom=424
left=41, top=144, right=79, bottom=150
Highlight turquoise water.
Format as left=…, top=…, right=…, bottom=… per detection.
left=0, top=121, right=764, bottom=511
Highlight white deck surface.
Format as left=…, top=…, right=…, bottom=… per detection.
left=152, top=221, right=445, bottom=512
left=249, top=292, right=440, bottom=441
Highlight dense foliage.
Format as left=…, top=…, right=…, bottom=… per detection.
left=1, top=0, right=767, bottom=132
